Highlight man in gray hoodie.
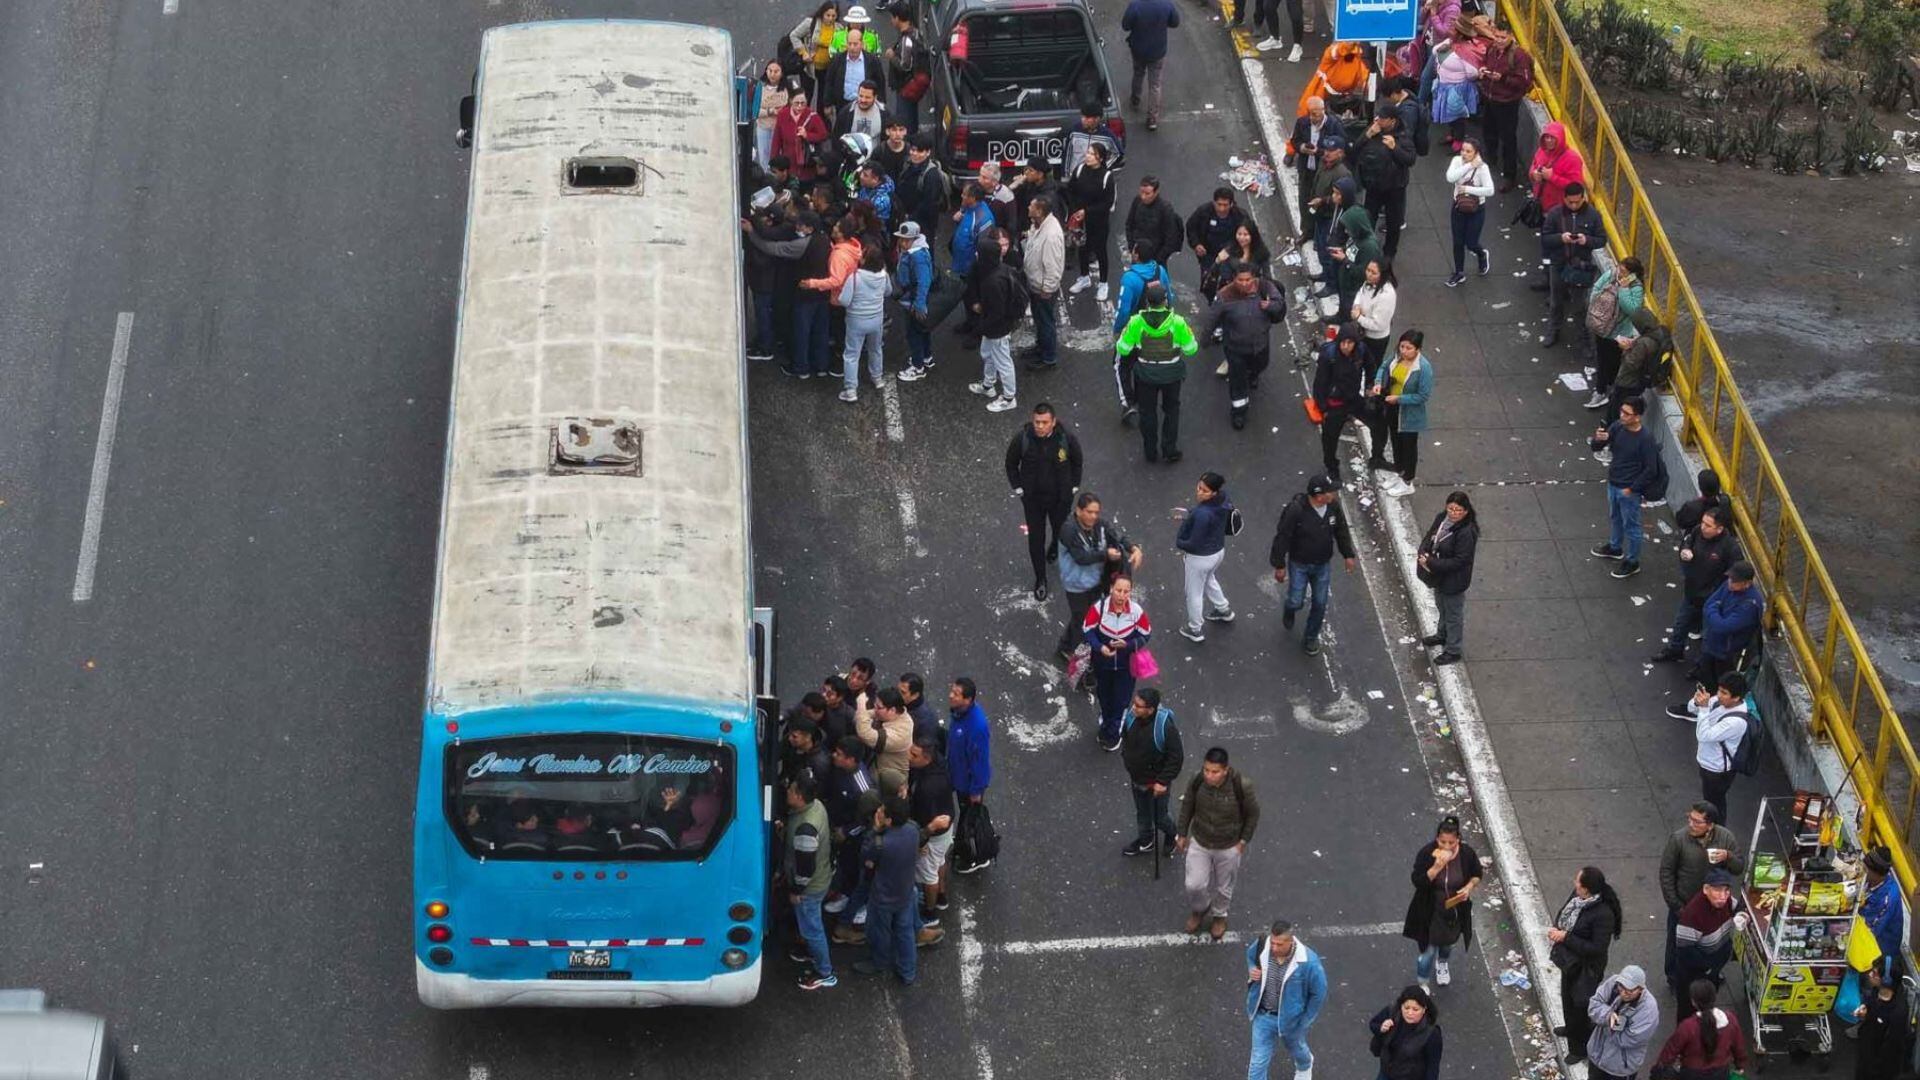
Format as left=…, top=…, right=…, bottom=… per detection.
left=1023, top=195, right=1067, bottom=370
left=1579, top=964, right=1659, bottom=1077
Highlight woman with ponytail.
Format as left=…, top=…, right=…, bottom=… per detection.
left=1653, top=978, right=1749, bottom=1079
left=1548, top=866, right=1623, bottom=1061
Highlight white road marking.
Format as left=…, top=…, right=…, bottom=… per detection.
left=1202, top=709, right=1281, bottom=739
left=1289, top=691, right=1370, bottom=735
left=956, top=902, right=996, bottom=1080
left=881, top=377, right=905, bottom=442
left=897, top=489, right=927, bottom=557
left=882, top=985, right=916, bottom=1079
left=163, top=0, right=178, bottom=12
left=992, top=921, right=1401, bottom=955
left=468, top=1066, right=490, bottom=1080
left=73, top=312, right=135, bottom=604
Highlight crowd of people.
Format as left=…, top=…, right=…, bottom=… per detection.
left=735, top=1, right=1906, bottom=1077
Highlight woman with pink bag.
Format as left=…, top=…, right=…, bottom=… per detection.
left=1083, top=575, right=1153, bottom=753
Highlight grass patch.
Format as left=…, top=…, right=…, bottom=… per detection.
left=1564, top=0, right=1830, bottom=66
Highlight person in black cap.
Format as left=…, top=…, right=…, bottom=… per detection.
left=893, top=132, right=948, bottom=243
left=1670, top=868, right=1747, bottom=1019
left=1269, top=475, right=1357, bottom=656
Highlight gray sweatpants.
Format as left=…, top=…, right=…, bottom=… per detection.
left=1184, top=842, right=1244, bottom=917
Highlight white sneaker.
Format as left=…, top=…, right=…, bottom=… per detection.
left=1436, top=960, right=1452, bottom=986
left=1287, top=43, right=1303, bottom=62
left=870, top=375, right=885, bottom=390
left=838, top=389, right=858, bottom=403
left=897, top=365, right=928, bottom=382
left=987, top=395, right=1018, bottom=413
left=1096, top=282, right=1110, bottom=302
left=968, top=381, right=998, bottom=397
left=1583, top=390, right=1609, bottom=409
left=1216, top=359, right=1230, bottom=376
left=1382, top=476, right=1414, bottom=497
left=1069, top=274, right=1094, bottom=295
left=1255, top=36, right=1283, bottom=50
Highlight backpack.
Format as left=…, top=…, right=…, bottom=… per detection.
left=1184, top=768, right=1249, bottom=822
left=1123, top=706, right=1174, bottom=750
left=954, top=800, right=1001, bottom=868
left=1586, top=278, right=1623, bottom=337
left=1728, top=697, right=1767, bottom=776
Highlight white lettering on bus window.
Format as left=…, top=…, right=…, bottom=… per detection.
left=643, top=754, right=714, bottom=775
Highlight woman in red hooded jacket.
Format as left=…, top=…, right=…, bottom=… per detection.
left=773, top=88, right=832, bottom=182
left=1527, top=121, right=1586, bottom=212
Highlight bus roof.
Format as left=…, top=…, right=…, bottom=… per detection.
left=429, top=21, right=751, bottom=716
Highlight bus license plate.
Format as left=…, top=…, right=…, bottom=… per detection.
left=568, top=949, right=612, bottom=969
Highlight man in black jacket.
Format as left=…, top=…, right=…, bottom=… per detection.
left=907, top=735, right=956, bottom=922
left=1207, top=262, right=1286, bottom=428
left=1537, top=182, right=1606, bottom=349
left=745, top=210, right=833, bottom=378
left=1269, top=475, right=1357, bottom=655
left=1005, top=402, right=1085, bottom=600
left=821, top=29, right=887, bottom=119
left=742, top=195, right=794, bottom=362
left=1120, top=688, right=1184, bottom=857
left=1352, top=111, right=1417, bottom=258
left=893, top=134, right=947, bottom=242
left=1185, top=187, right=1251, bottom=303
left=1124, top=175, right=1186, bottom=268
left=1651, top=507, right=1739, bottom=664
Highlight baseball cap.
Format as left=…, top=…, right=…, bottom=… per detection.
left=893, top=221, right=924, bottom=240
left=1704, top=868, right=1736, bottom=888
left=845, top=4, right=872, bottom=22
left=1617, top=965, right=1648, bottom=990
left=1307, top=475, right=1336, bottom=496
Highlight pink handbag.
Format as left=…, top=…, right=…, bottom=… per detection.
left=1129, top=646, right=1160, bottom=681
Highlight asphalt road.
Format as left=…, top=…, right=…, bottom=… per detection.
left=0, top=2, right=1521, bottom=1077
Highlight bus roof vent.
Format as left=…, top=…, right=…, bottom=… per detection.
left=550, top=418, right=643, bottom=477
left=563, top=156, right=643, bottom=194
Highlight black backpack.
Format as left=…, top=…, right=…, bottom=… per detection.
left=955, top=800, right=1001, bottom=868
left=1728, top=698, right=1767, bottom=776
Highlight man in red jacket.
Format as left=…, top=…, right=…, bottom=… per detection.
left=1476, top=27, right=1535, bottom=192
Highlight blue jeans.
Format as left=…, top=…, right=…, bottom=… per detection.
left=1607, top=483, right=1644, bottom=562
left=904, top=314, right=933, bottom=369
left=1415, top=943, right=1453, bottom=980
left=1284, top=559, right=1333, bottom=641
left=750, top=287, right=777, bottom=356
left=843, top=314, right=884, bottom=390
left=1418, top=48, right=1439, bottom=105
left=1449, top=205, right=1487, bottom=275
left=794, top=892, right=833, bottom=976
left=1030, top=293, right=1059, bottom=364
left=867, top=903, right=916, bottom=983
left=792, top=296, right=830, bottom=375
left=1248, top=1011, right=1313, bottom=1079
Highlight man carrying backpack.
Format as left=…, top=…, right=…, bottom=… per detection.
left=1675, top=671, right=1752, bottom=826
left=1121, top=687, right=1184, bottom=858
left=1115, top=280, right=1197, bottom=463
left=1177, top=747, right=1261, bottom=941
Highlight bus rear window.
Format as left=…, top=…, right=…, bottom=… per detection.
left=951, top=11, right=1110, bottom=114
left=447, top=734, right=732, bottom=861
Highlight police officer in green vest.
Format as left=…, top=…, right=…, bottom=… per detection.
left=1114, top=281, right=1198, bottom=463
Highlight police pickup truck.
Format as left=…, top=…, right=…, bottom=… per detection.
left=918, top=0, right=1124, bottom=176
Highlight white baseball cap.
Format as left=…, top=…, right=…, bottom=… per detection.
left=845, top=5, right=872, bottom=22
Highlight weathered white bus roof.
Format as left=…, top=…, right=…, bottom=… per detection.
left=429, top=21, right=750, bottom=715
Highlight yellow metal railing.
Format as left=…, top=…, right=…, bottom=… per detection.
left=1495, top=0, right=1918, bottom=895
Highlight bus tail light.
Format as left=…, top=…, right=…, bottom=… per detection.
left=727, top=926, right=753, bottom=945
left=425, top=901, right=450, bottom=919
left=721, top=948, right=750, bottom=969
left=727, top=902, right=755, bottom=923
left=427, top=924, right=453, bottom=944
left=428, top=947, right=455, bottom=966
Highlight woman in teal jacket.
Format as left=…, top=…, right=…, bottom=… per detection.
left=1368, top=329, right=1434, bottom=497
left=1587, top=256, right=1644, bottom=408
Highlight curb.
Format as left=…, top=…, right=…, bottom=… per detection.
left=1232, top=39, right=1572, bottom=1059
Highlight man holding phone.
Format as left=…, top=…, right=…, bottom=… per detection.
left=1579, top=965, right=1659, bottom=1077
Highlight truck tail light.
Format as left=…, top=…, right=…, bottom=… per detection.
left=950, top=122, right=970, bottom=164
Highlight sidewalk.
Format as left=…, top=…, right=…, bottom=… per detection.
left=1234, top=36, right=1808, bottom=1070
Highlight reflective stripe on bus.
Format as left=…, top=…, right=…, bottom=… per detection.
left=467, top=938, right=707, bottom=947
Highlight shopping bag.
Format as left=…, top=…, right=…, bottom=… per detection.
left=1064, top=644, right=1092, bottom=689
left=1302, top=397, right=1325, bottom=425
left=1833, top=969, right=1864, bottom=1022
left=1847, top=915, right=1884, bottom=972
left=1129, top=646, right=1160, bottom=680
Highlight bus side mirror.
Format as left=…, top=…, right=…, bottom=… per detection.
left=456, top=95, right=476, bottom=149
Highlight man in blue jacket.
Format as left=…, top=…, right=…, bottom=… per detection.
left=893, top=221, right=937, bottom=379
left=1587, top=396, right=1660, bottom=579
left=1245, top=919, right=1328, bottom=1080
left=1121, top=0, right=1180, bottom=130
left=1665, top=562, right=1762, bottom=718
left=947, top=677, right=996, bottom=875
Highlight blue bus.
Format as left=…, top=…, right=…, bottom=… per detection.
left=414, top=20, right=777, bottom=1009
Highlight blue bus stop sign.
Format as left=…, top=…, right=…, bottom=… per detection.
left=1334, top=0, right=1417, bottom=42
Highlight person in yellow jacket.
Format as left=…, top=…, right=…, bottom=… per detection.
left=1115, top=281, right=1197, bottom=463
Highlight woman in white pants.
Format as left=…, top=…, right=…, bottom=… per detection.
left=1174, top=471, right=1237, bottom=643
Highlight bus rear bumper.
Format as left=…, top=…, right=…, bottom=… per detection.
left=415, top=957, right=760, bottom=1009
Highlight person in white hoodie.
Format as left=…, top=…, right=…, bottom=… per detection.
left=837, top=246, right=895, bottom=402
left=1023, top=195, right=1068, bottom=370
left=1350, top=258, right=1397, bottom=366
left=1443, top=138, right=1496, bottom=288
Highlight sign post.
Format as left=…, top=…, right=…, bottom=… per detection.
left=1333, top=0, right=1416, bottom=43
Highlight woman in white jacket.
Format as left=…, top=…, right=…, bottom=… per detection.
left=1351, top=257, right=1398, bottom=366
left=1444, top=139, right=1496, bottom=288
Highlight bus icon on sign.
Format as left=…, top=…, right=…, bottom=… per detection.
left=986, top=134, right=1065, bottom=166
